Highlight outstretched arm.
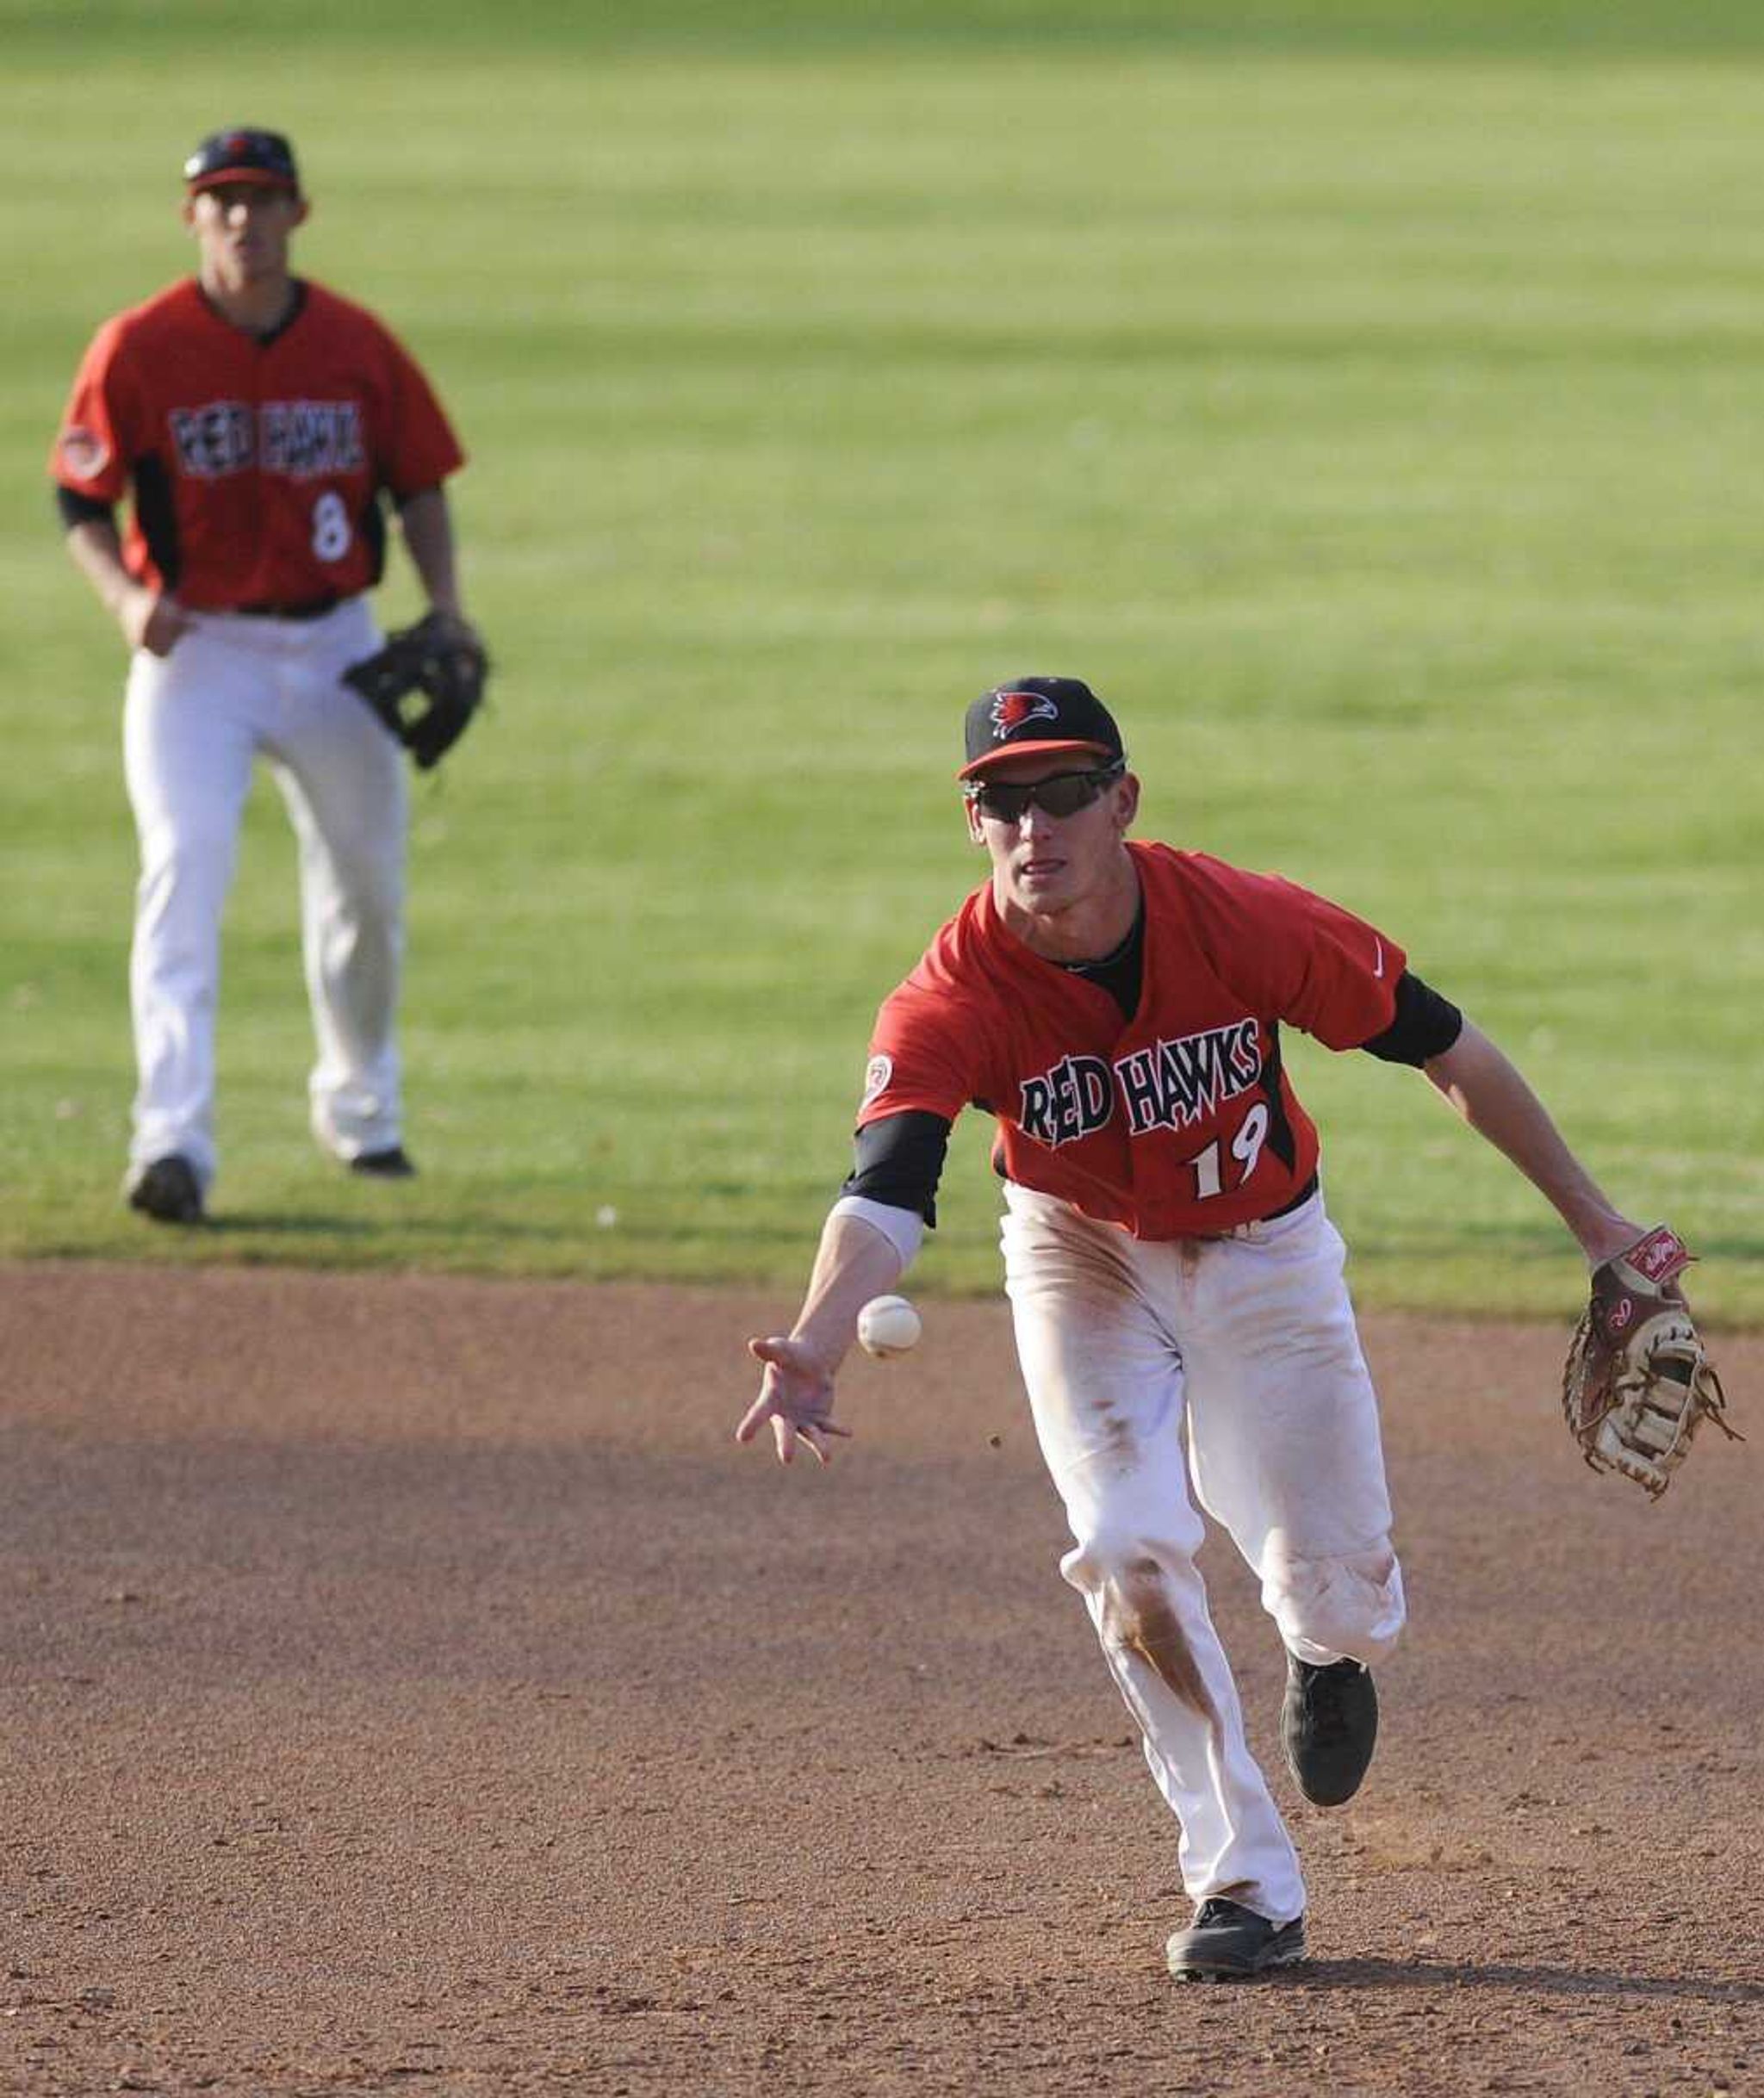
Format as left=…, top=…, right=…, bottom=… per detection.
left=1424, top=1020, right=1643, bottom=1267
left=736, top=1209, right=907, bottom=1468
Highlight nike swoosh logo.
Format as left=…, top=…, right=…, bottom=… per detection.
left=1373, top=940, right=1386, bottom=978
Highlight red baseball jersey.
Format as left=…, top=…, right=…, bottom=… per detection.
left=50, top=278, right=464, bottom=610
left=859, top=841, right=1405, bottom=1239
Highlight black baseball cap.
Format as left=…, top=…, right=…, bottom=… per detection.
left=959, top=676, right=1125, bottom=780
left=183, top=127, right=301, bottom=196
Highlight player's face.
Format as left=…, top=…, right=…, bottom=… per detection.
left=965, top=752, right=1140, bottom=928
left=184, top=183, right=307, bottom=292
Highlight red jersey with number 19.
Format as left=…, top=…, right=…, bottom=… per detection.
left=859, top=841, right=1405, bottom=1239
left=50, top=278, right=464, bottom=610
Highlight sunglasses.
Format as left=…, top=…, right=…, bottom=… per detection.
left=965, top=761, right=1124, bottom=825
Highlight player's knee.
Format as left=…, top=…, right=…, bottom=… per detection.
left=334, top=841, right=403, bottom=913
left=1063, top=1530, right=1197, bottom=1609
left=1260, top=1538, right=1406, bottom=1663
left=1091, top=1551, right=1175, bottom=1646
left=136, top=829, right=237, bottom=906
left=303, top=845, right=401, bottom=929
left=1074, top=1548, right=1221, bottom=1716
left=1061, top=1526, right=1136, bottom=1599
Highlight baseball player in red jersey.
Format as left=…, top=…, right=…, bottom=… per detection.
left=736, top=676, right=1655, bottom=1981
left=50, top=127, right=479, bottom=1223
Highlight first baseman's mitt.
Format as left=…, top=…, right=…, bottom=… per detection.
left=344, top=610, right=488, bottom=770
left=1562, top=1226, right=1738, bottom=1499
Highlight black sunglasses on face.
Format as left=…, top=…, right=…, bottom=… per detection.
left=966, top=761, right=1124, bottom=825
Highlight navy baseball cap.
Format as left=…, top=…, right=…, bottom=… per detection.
left=959, top=676, right=1125, bottom=780
left=183, top=127, right=301, bottom=195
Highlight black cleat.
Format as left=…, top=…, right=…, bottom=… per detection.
left=126, top=1154, right=204, bottom=1226
left=1166, top=1898, right=1307, bottom=1982
left=1283, top=1654, right=1378, bottom=1806
left=349, top=1146, right=417, bottom=1179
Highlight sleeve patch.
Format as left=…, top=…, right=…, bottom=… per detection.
left=57, top=425, right=110, bottom=481
left=860, top=1053, right=894, bottom=1110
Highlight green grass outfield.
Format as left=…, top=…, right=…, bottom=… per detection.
left=3, top=3, right=1761, bottom=1322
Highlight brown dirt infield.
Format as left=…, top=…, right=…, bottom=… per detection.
left=3, top=1263, right=1760, bottom=2097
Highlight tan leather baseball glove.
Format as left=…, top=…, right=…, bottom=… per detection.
left=1562, top=1226, right=1738, bottom=1499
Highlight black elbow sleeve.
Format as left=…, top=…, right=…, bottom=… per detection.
left=1360, top=971, right=1464, bottom=1066
left=56, top=486, right=114, bottom=531
left=841, top=1109, right=952, bottom=1226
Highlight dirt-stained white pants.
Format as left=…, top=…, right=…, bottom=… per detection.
left=1000, top=1181, right=1405, bottom=1927
left=122, top=598, right=407, bottom=1189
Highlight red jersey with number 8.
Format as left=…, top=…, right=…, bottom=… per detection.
left=859, top=841, right=1405, bottom=1239
left=50, top=278, right=464, bottom=610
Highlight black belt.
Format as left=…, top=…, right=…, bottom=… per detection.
left=232, top=596, right=341, bottom=621
left=1261, top=1171, right=1320, bottom=1223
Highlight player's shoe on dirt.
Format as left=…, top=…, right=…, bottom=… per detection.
left=1283, top=1654, right=1378, bottom=1806
left=1165, top=1899, right=1306, bottom=1982
left=349, top=1146, right=417, bottom=1179
left=125, top=1154, right=204, bottom=1226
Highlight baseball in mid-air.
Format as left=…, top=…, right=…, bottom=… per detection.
left=856, top=1294, right=922, bottom=1358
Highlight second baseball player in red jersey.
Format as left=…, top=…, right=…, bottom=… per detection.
left=58, top=279, right=459, bottom=610
left=51, top=127, right=484, bottom=1224
left=737, top=675, right=1662, bottom=1983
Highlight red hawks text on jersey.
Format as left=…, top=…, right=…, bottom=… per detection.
left=860, top=842, right=1405, bottom=1240
left=50, top=279, right=464, bottom=609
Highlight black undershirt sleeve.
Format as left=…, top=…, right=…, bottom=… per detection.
left=841, top=1108, right=953, bottom=1226
left=56, top=486, right=114, bottom=531
left=1359, top=970, right=1464, bottom=1066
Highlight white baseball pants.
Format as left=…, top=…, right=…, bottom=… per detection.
left=1000, top=1182, right=1406, bottom=1927
left=121, top=598, right=408, bottom=1189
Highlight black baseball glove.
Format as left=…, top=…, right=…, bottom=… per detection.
left=343, top=610, right=488, bottom=770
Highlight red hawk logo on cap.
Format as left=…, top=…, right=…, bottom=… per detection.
left=989, top=689, right=1059, bottom=740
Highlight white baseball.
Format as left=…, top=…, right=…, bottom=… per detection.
left=856, top=1294, right=922, bottom=1359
